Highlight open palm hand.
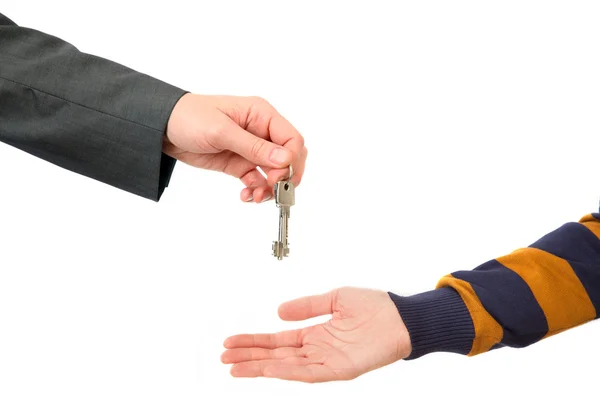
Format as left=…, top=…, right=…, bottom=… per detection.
left=221, top=287, right=411, bottom=383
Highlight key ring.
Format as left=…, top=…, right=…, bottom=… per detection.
left=286, top=164, right=294, bottom=182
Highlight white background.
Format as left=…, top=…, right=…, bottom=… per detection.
left=1, top=1, right=599, bottom=399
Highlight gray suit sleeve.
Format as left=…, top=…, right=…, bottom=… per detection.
left=0, top=13, right=188, bottom=201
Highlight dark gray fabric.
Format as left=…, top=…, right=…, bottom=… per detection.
left=0, top=13, right=15, bottom=25
left=0, top=13, right=188, bottom=201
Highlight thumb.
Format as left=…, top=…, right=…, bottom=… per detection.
left=218, top=121, right=293, bottom=168
left=278, top=290, right=336, bottom=321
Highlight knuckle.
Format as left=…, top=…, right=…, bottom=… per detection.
left=240, top=169, right=258, bottom=186
left=206, top=122, right=227, bottom=143
left=222, top=157, right=241, bottom=178
left=249, top=95, right=271, bottom=109
left=250, top=138, right=267, bottom=160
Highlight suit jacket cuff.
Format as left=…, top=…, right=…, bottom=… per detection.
left=129, top=84, right=188, bottom=201
left=0, top=22, right=188, bottom=201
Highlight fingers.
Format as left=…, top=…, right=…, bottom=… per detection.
left=238, top=168, right=272, bottom=203
left=208, top=96, right=308, bottom=201
left=265, top=114, right=307, bottom=187
left=217, top=119, right=294, bottom=170
left=240, top=186, right=272, bottom=203
left=222, top=329, right=312, bottom=380
left=264, top=145, right=308, bottom=188
left=213, top=152, right=273, bottom=203
left=229, top=358, right=310, bottom=378
left=240, top=97, right=307, bottom=187
left=221, top=346, right=303, bottom=364
left=263, top=364, right=340, bottom=383
left=228, top=360, right=341, bottom=383
left=223, top=329, right=303, bottom=350
left=277, top=290, right=336, bottom=321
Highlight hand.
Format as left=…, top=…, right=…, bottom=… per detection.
left=221, top=287, right=412, bottom=383
left=164, top=94, right=307, bottom=203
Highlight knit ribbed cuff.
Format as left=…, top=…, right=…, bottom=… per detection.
left=388, top=287, right=475, bottom=360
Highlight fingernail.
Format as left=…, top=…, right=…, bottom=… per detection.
left=261, top=194, right=272, bottom=203
left=245, top=195, right=253, bottom=202
left=269, top=148, right=291, bottom=165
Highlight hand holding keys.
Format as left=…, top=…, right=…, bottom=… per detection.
left=272, top=165, right=295, bottom=260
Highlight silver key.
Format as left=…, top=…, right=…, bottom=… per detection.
left=272, top=166, right=295, bottom=260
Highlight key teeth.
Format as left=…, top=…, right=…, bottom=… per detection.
left=272, top=241, right=289, bottom=260
left=272, top=241, right=283, bottom=260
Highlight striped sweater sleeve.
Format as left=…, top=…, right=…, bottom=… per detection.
left=388, top=212, right=600, bottom=360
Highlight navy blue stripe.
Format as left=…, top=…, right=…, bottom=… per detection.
left=592, top=212, right=600, bottom=220
left=490, top=343, right=505, bottom=351
left=529, top=221, right=600, bottom=318
left=452, top=260, right=548, bottom=347
left=389, top=288, right=474, bottom=360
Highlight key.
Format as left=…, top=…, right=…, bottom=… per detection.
left=272, top=168, right=295, bottom=260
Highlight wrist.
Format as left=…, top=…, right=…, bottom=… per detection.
left=165, top=92, right=192, bottom=145
left=395, top=325, right=412, bottom=361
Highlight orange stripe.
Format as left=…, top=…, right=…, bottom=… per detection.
left=579, top=213, right=600, bottom=223
left=496, top=248, right=596, bottom=338
left=436, top=275, right=503, bottom=355
left=579, top=214, right=600, bottom=239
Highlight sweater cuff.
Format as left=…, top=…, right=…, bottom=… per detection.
left=388, top=287, right=475, bottom=360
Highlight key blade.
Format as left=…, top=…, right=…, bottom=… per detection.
left=273, top=179, right=294, bottom=260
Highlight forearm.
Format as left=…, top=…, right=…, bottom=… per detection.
left=0, top=14, right=187, bottom=200
left=390, top=212, right=600, bottom=359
